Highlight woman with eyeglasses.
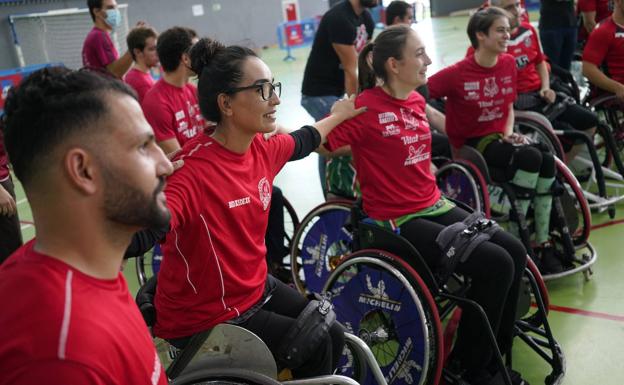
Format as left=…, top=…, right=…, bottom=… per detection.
left=148, top=37, right=365, bottom=378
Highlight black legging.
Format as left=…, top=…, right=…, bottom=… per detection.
left=482, top=140, right=556, bottom=183
left=399, top=206, right=527, bottom=379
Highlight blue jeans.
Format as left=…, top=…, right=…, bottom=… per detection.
left=539, top=27, right=578, bottom=71
left=300, top=94, right=341, bottom=198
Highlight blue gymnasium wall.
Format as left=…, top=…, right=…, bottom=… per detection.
left=0, top=0, right=329, bottom=70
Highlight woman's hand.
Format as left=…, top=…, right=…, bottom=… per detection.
left=330, top=95, right=367, bottom=121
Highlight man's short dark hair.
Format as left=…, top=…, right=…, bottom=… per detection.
left=467, top=7, right=510, bottom=48
left=127, top=27, right=158, bottom=61
left=1, top=67, right=136, bottom=187
left=386, top=1, right=411, bottom=25
left=156, top=27, right=195, bottom=73
left=87, top=0, right=103, bottom=22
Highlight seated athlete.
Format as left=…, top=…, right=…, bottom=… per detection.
left=130, top=37, right=365, bottom=377
left=428, top=7, right=559, bottom=272
left=0, top=67, right=170, bottom=384
left=481, top=0, right=598, bottom=159
left=582, top=0, right=624, bottom=102
left=321, top=24, right=529, bottom=385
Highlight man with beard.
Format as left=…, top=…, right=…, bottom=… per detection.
left=0, top=67, right=172, bottom=384
left=301, top=0, right=376, bottom=198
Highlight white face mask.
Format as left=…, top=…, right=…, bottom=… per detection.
left=105, top=8, right=122, bottom=29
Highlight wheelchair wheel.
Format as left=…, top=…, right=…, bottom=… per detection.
left=324, top=250, right=443, bottom=385
left=136, top=244, right=163, bottom=286
left=515, top=116, right=566, bottom=160
left=554, top=158, right=591, bottom=246
left=436, top=160, right=490, bottom=217
left=170, top=368, right=281, bottom=385
left=335, top=334, right=368, bottom=383
left=290, top=201, right=354, bottom=294
left=282, top=197, right=299, bottom=251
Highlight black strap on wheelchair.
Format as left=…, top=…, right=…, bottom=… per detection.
left=435, top=212, right=501, bottom=283
left=135, top=275, right=158, bottom=328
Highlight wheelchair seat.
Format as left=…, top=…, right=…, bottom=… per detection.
left=451, top=145, right=509, bottom=183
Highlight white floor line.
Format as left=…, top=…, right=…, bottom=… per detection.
left=20, top=224, right=32, bottom=231
left=17, top=198, right=27, bottom=205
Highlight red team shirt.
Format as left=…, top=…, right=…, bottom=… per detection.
left=82, top=27, right=118, bottom=72
left=124, top=68, right=155, bottom=103
left=578, top=0, right=613, bottom=41
left=466, top=23, right=545, bottom=94
left=154, top=133, right=295, bottom=339
left=142, top=80, right=205, bottom=146
left=583, top=17, right=624, bottom=89
left=428, top=54, right=518, bottom=148
left=325, top=87, right=440, bottom=220
left=0, top=241, right=167, bottom=385
left=0, top=131, right=9, bottom=182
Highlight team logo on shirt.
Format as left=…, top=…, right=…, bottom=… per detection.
left=175, top=110, right=185, bottom=121
left=404, top=144, right=429, bottom=166
left=524, top=37, right=532, bottom=47
left=483, top=77, right=499, bottom=98
left=382, top=124, right=401, bottom=137
left=258, top=177, right=271, bottom=211
left=379, top=112, right=398, bottom=124
left=515, top=55, right=530, bottom=69
left=354, top=24, right=369, bottom=53
left=464, top=81, right=480, bottom=91
left=400, top=108, right=419, bottom=130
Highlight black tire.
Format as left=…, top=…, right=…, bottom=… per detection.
left=170, top=368, right=281, bottom=385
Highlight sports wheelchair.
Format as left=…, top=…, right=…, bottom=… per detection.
left=435, top=141, right=596, bottom=281
left=135, top=194, right=299, bottom=286
left=289, top=200, right=564, bottom=385
left=134, top=275, right=387, bottom=385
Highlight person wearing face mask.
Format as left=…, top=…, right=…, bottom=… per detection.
left=301, top=0, right=377, bottom=200
left=82, top=0, right=143, bottom=78
left=141, top=27, right=205, bottom=155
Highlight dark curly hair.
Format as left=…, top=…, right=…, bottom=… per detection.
left=156, top=26, right=195, bottom=72
left=1, top=66, right=136, bottom=186
left=189, top=37, right=257, bottom=123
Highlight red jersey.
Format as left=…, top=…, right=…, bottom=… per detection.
left=578, top=0, right=613, bottom=40
left=467, top=23, right=545, bottom=94
left=583, top=17, right=624, bottom=87
left=325, top=87, right=440, bottom=220
left=142, top=79, right=205, bottom=146
left=0, top=241, right=166, bottom=385
left=0, top=130, right=9, bottom=182
left=154, top=133, right=295, bottom=339
left=82, top=27, right=118, bottom=72
left=124, top=68, right=155, bottom=103
left=428, top=54, right=517, bottom=149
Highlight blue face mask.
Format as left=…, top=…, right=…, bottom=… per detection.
left=105, top=8, right=121, bottom=29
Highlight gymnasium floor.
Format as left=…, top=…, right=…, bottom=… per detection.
left=11, top=14, right=624, bottom=385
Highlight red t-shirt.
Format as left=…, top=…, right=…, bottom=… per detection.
left=325, top=87, right=440, bottom=220
left=467, top=23, right=545, bottom=94
left=583, top=17, right=624, bottom=88
left=578, top=0, right=613, bottom=40
left=0, top=241, right=167, bottom=385
left=82, top=27, right=118, bottom=72
left=142, top=79, right=205, bottom=146
left=0, top=130, right=9, bottom=182
left=124, top=68, right=155, bottom=103
left=154, top=133, right=295, bottom=339
left=428, top=54, right=518, bottom=148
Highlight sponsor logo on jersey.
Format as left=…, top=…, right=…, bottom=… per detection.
left=175, top=110, right=185, bottom=121
left=378, top=112, right=398, bottom=124
left=616, top=32, right=624, bottom=38
left=464, top=91, right=480, bottom=101
left=501, top=76, right=513, bottom=84
left=401, top=108, right=419, bottom=130
left=483, top=77, right=500, bottom=98
left=464, top=81, right=480, bottom=91
left=501, top=87, right=514, bottom=95
left=358, top=274, right=402, bottom=312
left=404, top=144, right=429, bottom=166
left=515, top=54, right=530, bottom=69
left=258, top=177, right=271, bottom=211
left=382, top=124, right=401, bottom=137
left=228, top=196, right=251, bottom=209
left=478, top=107, right=503, bottom=122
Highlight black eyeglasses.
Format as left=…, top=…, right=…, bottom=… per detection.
left=227, top=81, right=282, bottom=101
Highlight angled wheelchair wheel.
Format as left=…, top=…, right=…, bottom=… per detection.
left=515, top=116, right=566, bottom=161
left=554, top=158, right=591, bottom=246
left=136, top=244, right=163, bottom=286
left=282, top=197, right=299, bottom=252
left=170, top=368, right=281, bottom=385
left=324, top=250, right=443, bottom=385
left=290, top=200, right=354, bottom=294
left=436, top=160, right=490, bottom=217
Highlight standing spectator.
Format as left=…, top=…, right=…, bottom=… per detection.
left=538, top=0, right=577, bottom=70
left=301, top=0, right=377, bottom=198
left=0, top=129, right=21, bottom=264
left=82, top=0, right=139, bottom=78
left=142, top=27, right=205, bottom=154
left=0, top=67, right=170, bottom=384
left=582, top=0, right=624, bottom=100
left=124, top=26, right=159, bottom=103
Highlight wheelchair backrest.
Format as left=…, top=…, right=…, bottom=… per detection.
left=356, top=221, right=440, bottom=293
left=136, top=275, right=158, bottom=328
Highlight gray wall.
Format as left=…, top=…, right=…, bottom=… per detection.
left=431, top=0, right=482, bottom=16
left=0, top=0, right=329, bottom=70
